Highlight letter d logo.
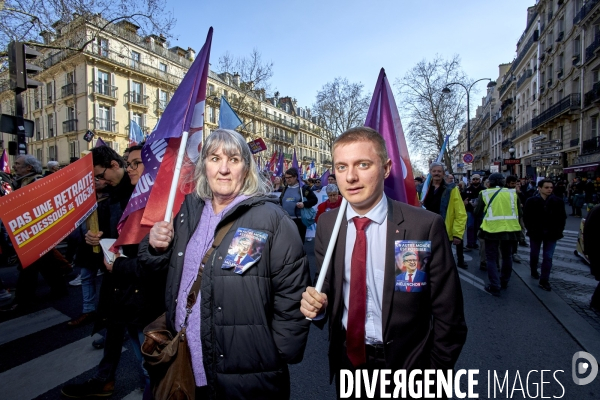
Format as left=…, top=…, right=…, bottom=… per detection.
left=572, top=351, right=598, bottom=385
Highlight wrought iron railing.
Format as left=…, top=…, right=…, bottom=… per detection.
left=532, top=94, right=580, bottom=129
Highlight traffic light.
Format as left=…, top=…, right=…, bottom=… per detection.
left=8, top=41, right=43, bottom=94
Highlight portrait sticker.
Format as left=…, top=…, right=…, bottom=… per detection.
left=394, top=240, right=431, bottom=293
left=222, top=227, right=268, bottom=274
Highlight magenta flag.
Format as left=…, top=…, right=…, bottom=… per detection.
left=365, top=68, right=419, bottom=206
left=0, top=149, right=9, bottom=174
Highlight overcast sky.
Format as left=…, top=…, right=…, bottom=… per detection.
left=171, top=0, right=532, bottom=117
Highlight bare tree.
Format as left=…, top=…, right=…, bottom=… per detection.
left=0, top=0, right=175, bottom=58
left=395, top=55, right=471, bottom=173
left=215, top=48, right=274, bottom=136
left=312, top=77, right=370, bottom=154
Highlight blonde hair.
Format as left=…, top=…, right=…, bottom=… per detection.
left=194, top=129, right=271, bottom=198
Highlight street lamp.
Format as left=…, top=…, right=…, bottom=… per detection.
left=442, top=79, right=497, bottom=180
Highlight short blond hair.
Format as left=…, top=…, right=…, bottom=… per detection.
left=332, top=127, right=388, bottom=166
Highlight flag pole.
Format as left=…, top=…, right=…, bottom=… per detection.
left=164, top=131, right=189, bottom=222
left=307, top=198, right=348, bottom=321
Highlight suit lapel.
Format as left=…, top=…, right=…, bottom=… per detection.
left=382, top=198, right=405, bottom=338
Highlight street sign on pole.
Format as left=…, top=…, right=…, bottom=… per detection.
left=463, top=152, right=474, bottom=164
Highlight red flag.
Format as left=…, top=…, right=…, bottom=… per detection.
left=113, top=28, right=213, bottom=248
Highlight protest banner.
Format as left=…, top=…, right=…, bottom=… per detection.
left=0, top=154, right=97, bottom=268
left=248, top=138, right=267, bottom=154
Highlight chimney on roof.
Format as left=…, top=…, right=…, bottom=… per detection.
left=233, top=72, right=240, bottom=86
left=187, top=47, right=195, bottom=61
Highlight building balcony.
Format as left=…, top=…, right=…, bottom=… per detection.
left=501, top=139, right=511, bottom=149
left=125, top=92, right=149, bottom=108
left=514, top=120, right=533, bottom=139
left=89, top=118, right=119, bottom=133
left=89, top=82, right=118, bottom=100
left=61, top=83, right=76, bottom=98
left=585, top=36, right=600, bottom=63
left=570, top=138, right=580, bottom=147
left=516, top=69, right=533, bottom=89
left=63, top=119, right=78, bottom=133
left=322, top=159, right=332, bottom=165
left=499, top=79, right=514, bottom=97
left=584, top=82, right=600, bottom=107
left=582, top=136, right=600, bottom=155
left=262, top=111, right=299, bottom=130
left=514, top=35, right=536, bottom=70
left=532, top=94, right=580, bottom=129
left=574, top=0, right=600, bottom=25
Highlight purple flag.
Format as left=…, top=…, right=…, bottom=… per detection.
left=365, top=68, right=419, bottom=206
left=274, top=151, right=285, bottom=177
left=292, top=149, right=303, bottom=185
left=320, top=169, right=330, bottom=185
left=95, top=137, right=107, bottom=147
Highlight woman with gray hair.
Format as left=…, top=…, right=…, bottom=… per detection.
left=315, top=183, right=342, bottom=222
left=138, top=129, right=310, bottom=398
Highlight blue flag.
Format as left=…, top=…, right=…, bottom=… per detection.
left=129, top=119, right=145, bottom=146
left=219, top=96, right=243, bottom=130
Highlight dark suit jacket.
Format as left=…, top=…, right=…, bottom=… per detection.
left=314, top=197, right=467, bottom=381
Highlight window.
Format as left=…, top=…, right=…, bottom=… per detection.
left=69, top=141, right=79, bottom=158
left=208, top=84, right=215, bottom=95
left=208, top=106, right=216, bottom=123
left=592, top=115, right=598, bottom=138
left=36, top=149, right=43, bottom=162
left=594, top=69, right=600, bottom=84
left=35, top=117, right=41, bottom=140
left=97, top=38, right=108, bottom=57
left=131, top=51, right=140, bottom=68
left=48, top=145, right=57, bottom=161
left=67, top=107, right=76, bottom=121
left=66, top=71, right=75, bottom=84
left=159, top=62, right=167, bottom=73
left=131, top=81, right=142, bottom=103
left=98, top=106, right=110, bottom=130
left=47, top=114, right=55, bottom=137
left=159, top=90, right=168, bottom=109
left=46, top=82, right=53, bottom=104
left=97, top=71, right=109, bottom=95
left=133, top=112, right=143, bottom=129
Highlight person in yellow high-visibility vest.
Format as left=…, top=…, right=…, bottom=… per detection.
left=474, top=173, right=522, bottom=296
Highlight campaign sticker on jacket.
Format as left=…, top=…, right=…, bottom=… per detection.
left=222, top=228, right=268, bottom=274
left=394, top=240, right=431, bottom=292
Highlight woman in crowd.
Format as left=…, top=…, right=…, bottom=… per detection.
left=272, top=175, right=284, bottom=192
left=139, top=129, right=311, bottom=399
left=315, top=183, right=342, bottom=222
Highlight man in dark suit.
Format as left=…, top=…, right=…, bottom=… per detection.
left=300, top=127, right=467, bottom=398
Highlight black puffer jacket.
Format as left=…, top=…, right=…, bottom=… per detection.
left=523, top=194, right=567, bottom=241
left=138, top=194, right=311, bottom=399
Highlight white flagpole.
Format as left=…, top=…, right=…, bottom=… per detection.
left=307, top=197, right=348, bottom=321
left=163, top=131, right=189, bottom=222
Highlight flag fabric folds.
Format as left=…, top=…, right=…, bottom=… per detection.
left=320, top=169, right=330, bottom=185
left=114, top=28, right=213, bottom=246
left=1, top=149, right=10, bottom=174
left=219, top=96, right=243, bottom=130
left=273, top=152, right=284, bottom=178
left=129, top=120, right=145, bottom=146
left=364, top=68, right=419, bottom=207
left=292, top=149, right=302, bottom=185
left=95, top=138, right=107, bottom=147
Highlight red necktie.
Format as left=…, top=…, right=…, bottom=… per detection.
left=236, top=255, right=242, bottom=264
left=347, top=217, right=372, bottom=367
left=407, top=273, right=413, bottom=293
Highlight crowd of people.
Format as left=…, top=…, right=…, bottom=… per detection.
left=0, top=128, right=599, bottom=399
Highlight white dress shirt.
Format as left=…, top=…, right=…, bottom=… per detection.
left=343, top=195, right=388, bottom=344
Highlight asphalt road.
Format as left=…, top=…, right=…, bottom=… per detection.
left=1, top=228, right=600, bottom=399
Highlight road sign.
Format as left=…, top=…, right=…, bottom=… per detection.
left=463, top=152, right=474, bottom=164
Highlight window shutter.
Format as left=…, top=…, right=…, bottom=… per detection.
left=93, top=67, right=98, bottom=82
left=111, top=107, right=116, bottom=131
left=95, top=103, right=99, bottom=129
left=52, top=81, right=55, bottom=102
left=110, top=72, right=115, bottom=86
left=142, top=114, right=146, bottom=131
left=143, top=83, right=146, bottom=97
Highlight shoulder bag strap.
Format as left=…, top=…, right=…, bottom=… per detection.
left=185, top=219, right=236, bottom=311
left=483, top=188, right=503, bottom=217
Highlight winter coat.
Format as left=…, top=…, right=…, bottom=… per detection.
left=96, top=243, right=166, bottom=328
left=523, top=194, right=567, bottom=241
left=138, top=194, right=311, bottom=399
left=440, top=183, right=468, bottom=241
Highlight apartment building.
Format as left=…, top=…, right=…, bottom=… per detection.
left=0, top=15, right=330, bottom=172
left=468, top=0, right=600, bottom=179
